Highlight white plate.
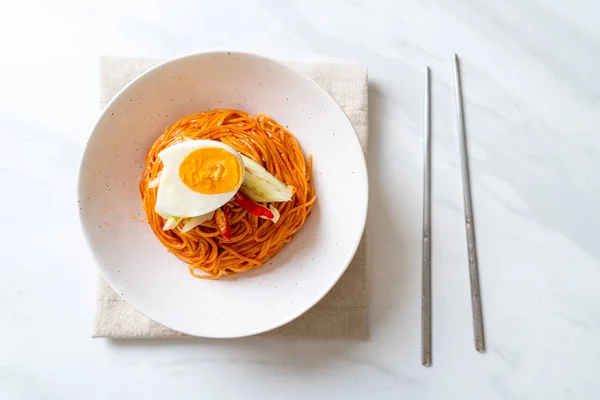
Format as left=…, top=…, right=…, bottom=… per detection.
left=78, top=52, right=368, bottom=338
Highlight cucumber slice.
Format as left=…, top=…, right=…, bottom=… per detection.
left=241, top=155, right=293, bottom=200
left=162, top=216, right=181, bottom=231
left=269, top=206, right=280, bottom=224
left=241, top=174, right=291, bottom=202
left=239, top=186, right=271, bottom=203
left=181, top=211, right=214, bottom=233
left=258, top=205, right=280, bottom=224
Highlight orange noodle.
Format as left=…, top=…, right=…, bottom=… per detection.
left=140, top=109, right=316, bottom=279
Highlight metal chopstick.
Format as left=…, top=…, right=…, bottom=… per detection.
left=422, top=66, right=432, bottom=367
left=452, top=54, right=486, bottom=353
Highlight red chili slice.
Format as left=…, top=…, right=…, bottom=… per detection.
left=233, top=192, right=275, bottom=220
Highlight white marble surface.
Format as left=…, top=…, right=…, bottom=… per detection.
left=1, top=0, right=599, bottom=398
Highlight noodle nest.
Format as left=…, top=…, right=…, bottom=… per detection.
left=140, top=109, right=316, bottom=279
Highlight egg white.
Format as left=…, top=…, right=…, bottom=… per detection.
left=154, top=140, right=244, bottom=218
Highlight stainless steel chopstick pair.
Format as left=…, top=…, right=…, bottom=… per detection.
left=421, top=55, right=485, bottom=367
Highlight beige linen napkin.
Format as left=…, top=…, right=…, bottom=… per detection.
left=93, top=56, right=368, bottom=339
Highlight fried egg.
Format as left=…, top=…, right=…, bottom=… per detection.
left=154, top=140, right=244, bottom=218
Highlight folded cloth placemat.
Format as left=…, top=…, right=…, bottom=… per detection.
left=93, top=56, right=369, bottom=339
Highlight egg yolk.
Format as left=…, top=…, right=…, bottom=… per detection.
left=178, top=148, right=242, bottom=194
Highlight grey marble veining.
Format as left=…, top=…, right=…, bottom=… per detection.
left=1, top=0, right=599, bottom=399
